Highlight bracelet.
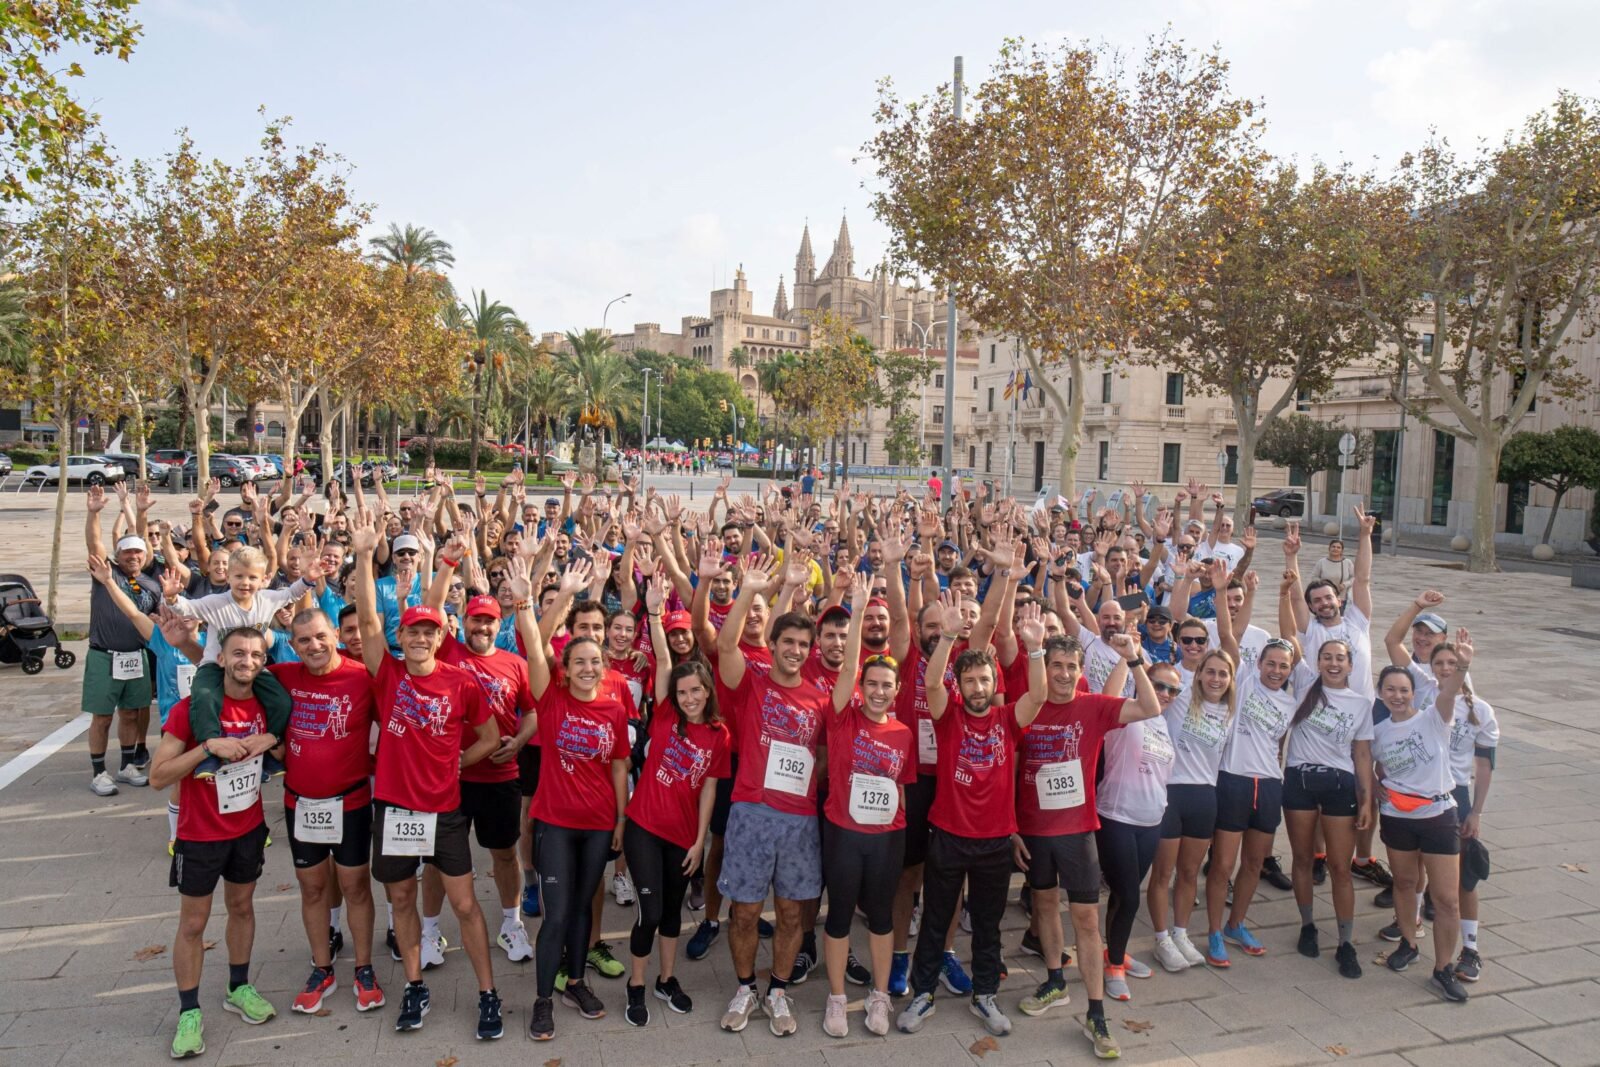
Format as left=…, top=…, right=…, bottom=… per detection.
left=1027, top=648, right=1046, bottom=660
left=439, top=557, right=458, bottom=569
left=513, top=600, right=532, bottom=611
left=648, top=611, right=663, bottom=617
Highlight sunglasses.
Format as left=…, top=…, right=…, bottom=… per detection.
left=1152, top=681, right=1183, bottom=696
left=1178, top=635, right=1208, bottom=646
left=393, top=549, right=419, bottom=558
left=224, top=520, right=243, bottom=528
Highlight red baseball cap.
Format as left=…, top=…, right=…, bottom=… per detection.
left=464, top=595, right=502, bottom=620
left=399, top=605, right=446, bottom=630
left=663, top=610, right=692, bottom=633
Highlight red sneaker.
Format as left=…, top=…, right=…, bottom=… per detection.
left=292, top=967, right=336, bottom=1014
left=353, top=965, right=385, bottom=1012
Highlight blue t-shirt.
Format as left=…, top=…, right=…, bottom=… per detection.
left=146, top=629, right=192, bottom=725
left=374, top=573, right=424, bottom=651
left=1187, top=587, right=1218, bottom=620
left=268, top=629, right=300, bottom=664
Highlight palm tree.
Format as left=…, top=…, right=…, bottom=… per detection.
left=366, top=223, right=455, bottom=281
left=461, top=290, right=531, bottom=474
left=757, top=356, right=791, bottom=469
left=559, top=329, right=639, bottom=451
left=522, top=363, right=574, bottom=477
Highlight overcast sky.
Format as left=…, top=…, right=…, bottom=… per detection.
left=67, top=0, right=1600, bottom=334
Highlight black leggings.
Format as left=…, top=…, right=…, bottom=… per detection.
left=622, top=818, right=689, bottom=959
left=534, top=821, right=612, bottom=997
left=822, top=820, right=905, bottom=938
left=1095, top=816, right=1161, bottom=966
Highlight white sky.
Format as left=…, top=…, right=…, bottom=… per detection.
left=66, top=0, right=1600, bottom=335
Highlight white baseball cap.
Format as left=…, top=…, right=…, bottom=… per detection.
left=392, top=534, right=422, bottom=553
left=115, top=535, right=149, bottom=553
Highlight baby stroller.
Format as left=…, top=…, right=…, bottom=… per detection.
left=0, top=574, right=75, bottom=675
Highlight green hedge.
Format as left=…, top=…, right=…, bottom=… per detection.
left=5, top=445, right=53, bottom=466
left=410, top=437, right=517, bottom=471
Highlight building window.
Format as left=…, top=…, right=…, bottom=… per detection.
left=762, top=328, right=770, bottom=339
left=989, top=344, right=995, bottom=364
left=932, top=405, right=944, bottom=426
left=1164, top=372, right=1184, bottom=406
left=934, top=373, right=944, bottom=388
left=1505, top=478, right=1529, bottom=534
left=1097, top=441, right=1110, bottom=480
left=1101, top=373, right=1112, bottom=404
left=972, top=376, right=978, bottom=389
left=1421, top=332, right=1434, bottom=357
left=1430, top=430, right=1455, bottom=526
left=985, top=442, right=993, bottom=473
left=1371, top=429, right=1399, bottom=521
left=986, top=387, right=994, bottom=412
left=1161, top=443, right=1181, bottom=484
left=789, top=331, right=797, bottom=342
left=1289, top=465, right=1308, bottom=487
left=1295, top=387, right=1312, bottom=412
left=968, top=445, right=976, bottom=467
left=745, top=327, right=753, bottom=338
left=1510, top=366, right=1538, bottom=412
left=1224, top=445, right=1238, bottom=486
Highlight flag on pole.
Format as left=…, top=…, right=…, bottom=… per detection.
left=1020, top=371, right=1034, bottom=399
left=1003, top=371, right=1017, bottom=400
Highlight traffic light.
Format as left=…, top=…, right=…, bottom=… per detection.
left=718, top=399, right=728, bottom=412
left=726, top=434, right=733, bottom=445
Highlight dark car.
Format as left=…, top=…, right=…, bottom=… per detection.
left=1251, top=488, right=1306, bottom=518
left=0, top=453, right=11, bottom=478
left=150, top=449, right=194, bottom=466
left=180, top=455, right=252, bottom=488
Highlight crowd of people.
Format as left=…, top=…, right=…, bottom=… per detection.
left=74, top=467, right=1498, bottom=1060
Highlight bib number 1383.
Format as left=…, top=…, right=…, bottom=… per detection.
left=1036, top=758, right=1085, bottom=811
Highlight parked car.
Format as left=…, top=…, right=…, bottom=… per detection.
left=250, top=454, right=285, bottom=477
left=540, top=453, right=578, bottom=474
left=22, top=455, right=126, bottom=486
left=1251, top=488, right=1306, bottom=518
left=150, top=449, right=194, bottom=466
left=714, top=454, right=735, bottom=470
left=180, top=455, right=252, bottom=488
left=0, top=453, right=12, bottom=478
left=101, top=451, right=171, bottom=479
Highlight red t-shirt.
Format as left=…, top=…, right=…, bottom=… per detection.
left=1001, top=649, right=1088, bottom=703
left=715, top=641, right=771, bottom=748
left=607, top=649, right=654, bottom=717
left=271, top=658, right=374, bottom=811
left=728, top=668, right=831, bottom=816
left=531, top=685, right=631, bottom=831
left=824, top=703, right=916, bottom=833
left=929, top=700, right=1023, bottom=838
left=626, top=710, right=732, bottom=849
left=439, top=637, right=535, bottom=785
left=706, top=598, right=733, bottom=632
left=895, top=648, right=953, bottom=775
left=372, top=655, right=489, bottom=814
left=168, top=696, right=268, bottom=842
left=1016, top=693, right=1125, bottom=836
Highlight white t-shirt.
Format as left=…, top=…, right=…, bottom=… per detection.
left=1405, top=659, right=1476, bottom=715
left=1200, top=540, right=1245, bottom=573
left=1285, top=662, right=1374, bottom=774
left=1082, top=635, right=1133, bottom=698
left=1446, top=695, right=1499, bottom=789
left=1221, top=670, right=1298, bottom=779
left=173, top=581, right=310, bottom=664
left=1164, top=698, right=1233, bottom=786
left=1203, top=620, right=1270, bottom=674
left=1300, top=601, right=1374, bottom=697
left=1097, top=715, right=1176, bottom=828
left=1373, top=708, right=1456, bottom=819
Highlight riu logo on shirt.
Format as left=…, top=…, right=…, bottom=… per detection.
left=655, top=732, right=714, bottom=789
left=555, top=712, right=615, bottom=773
left=758, top=687, right=817, bottom=749
left=392, top=680, right=452, bottom=737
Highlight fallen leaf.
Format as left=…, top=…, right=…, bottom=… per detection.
left=314, top=1008, right=332, bottom=1017
left=1373, top=950, right=1390, bottom=965
left=544, top=1060, right=562, bottom=1067
left=275, top=882, right=294, bottom=892
left=969, top=1036, right=1000, bottom=1058
left=1327, top=1045, right=1350, bottom=1057
left=1123, top=1019, right=1154, bottom=1033
left=133, top=944, right=167, bottom=961
left=436, top=1058, right=458, bottom=1067
left=1559, top=863, right=1588, bottom=873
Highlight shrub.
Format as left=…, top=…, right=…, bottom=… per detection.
left=6, top=445, right=53, bottom=466
left=411, top=436, right=516, bottom=471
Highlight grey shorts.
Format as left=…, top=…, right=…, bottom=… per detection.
left=716, top=801, right=823, bottom=903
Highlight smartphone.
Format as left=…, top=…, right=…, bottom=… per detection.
left=1116, top=591, right=1150, bottom=613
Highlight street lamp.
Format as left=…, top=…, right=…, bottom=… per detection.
left=641, top=367, right=656, bottom=494
left=602, top=293, right=632, bottom=332
left=468, top=342, right=487, bottom=477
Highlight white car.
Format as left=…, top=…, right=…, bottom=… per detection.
left=22, top=455, right=127, bottom=486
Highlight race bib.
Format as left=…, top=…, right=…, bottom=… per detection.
left=175, top=662, right=196, bottom=700
left=294, top=795, right=344, bottom=844
left=1035, top=759, right=1086, bottom=810
left=762, top=739, right=813, bottom=796
left=918, top=719, right=938, bottom=765
left=382, top=807, right=438, bottom=856
left=214, top=755, right=262, bottom=814
left=112, top=650, right=145, bottom=681
left=848, top=772, right=898, bottom=826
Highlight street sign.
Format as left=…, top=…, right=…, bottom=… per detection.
left=1339, top=432, right=1357, bottom=457
left=253, top=422, right=265, bottom=435
left=76, top=417, right=89, bottom=428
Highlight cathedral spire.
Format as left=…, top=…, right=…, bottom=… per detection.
left=795, top=222, right=815, bottom=282
left=821, top=212, right=854, bottom=279
left=773, top=276, right=789, bottom=318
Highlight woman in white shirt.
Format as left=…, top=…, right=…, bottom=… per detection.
left=1435, top=638, right=1497, bottom=983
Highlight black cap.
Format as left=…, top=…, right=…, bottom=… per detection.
left=1146, top=605, right=1174, bottom=622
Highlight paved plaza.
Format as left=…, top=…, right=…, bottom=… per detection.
left=1, top=493, right=1598, bottom=1067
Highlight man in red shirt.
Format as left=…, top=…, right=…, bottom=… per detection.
left=151, top=626, right=282, bottom=1060
left=275, top=610, right=383, bottom=1016
left=351, top=517, right=503, bottom=1040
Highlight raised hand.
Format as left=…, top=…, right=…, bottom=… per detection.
left=157, top=602, right=199, bottom=646
left=506, top=556, right=533, bottom=601
left=783, top=552, right=812, bottom=589
left=1280, top=569, right=1300, bottom=598
left=1109, top=631, right=1140, bottom=661
left=644, top=575, right=665, bottom=613
left=159, top=562, right=186, bottom=600
left=1416, top=589, right=1445, bottom=609
left=86, top=484, right=107, bottom=514
left=559, top=559, right=593, bottom=594
left=1016, top=602, right=1046, bottom=650
left=937, top=590, right=963, bottom=637
left=1453, top=627, right=1474, bottom=665
left=135, top=481, right=153, bottom=512
left=85, top=555, right=112, bottom=585
left=440, top=531, right=469, bottom=566
left=1283, top=520, right=1301, bottom=558
left=697, top=545, right=726, bottom=580
left=350, top=512, right=380, bottom=555
left=850, top=568, right=873, bottom=605
left=1353, top=502, right=1375, bottom=534
left=1244, top=569, right=1260, bottom=593
left=559, top=470, right=577, bottom=491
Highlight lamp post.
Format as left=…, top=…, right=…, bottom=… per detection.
left=602, top=293, right=632, bottom=332
left=641, top=367, right=656, bottom=495
left=468, top=342, right=487, bottom=477
left=943, top=55, right=963, bottom=505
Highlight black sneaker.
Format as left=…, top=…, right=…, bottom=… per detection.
left=1374, top=886, right=1394, bottom=910
left=328, top=926, right=344, bottom=961
left=1351, top=857, right=1393, bottom=888
left=1454, top=948, right=1483, bottom=982
left=476, top=988, right=503, bottom=1040
left=1386, top=939, right=1419, bottom=972
left=1312, top=856, right=1328, bottom=885
left=395, top=980, right=429, bottom=1031
left=624, top=983, right=649, bottom=1027
left=193, top=754, right=223, bottom=779
left=654, top=975, right=692, bottom=1014
left=263, top=752, right=287, bottom=779
left=790, top=939, right=817, bottom=984
left=386, top=927, right=402, bottom=962
left=1422, top=890, right=1435, bottom=922
left=1021, top=928, right=1044, bottom=960
left=1336, top=941, right=1362, bottom=979
left=1261, top=856, right=1294, bottom=891
left=562, top=980, right=606, bottom=1019
left=757, top=917, right=775, bottom=940
left=845, top=951, right=872, bottom=987
left=686, top=919, right=720, bottom=960
left=1431, top=966, right=1468, bottom=1003
left=1379, top=922, right=1404, bottom=943
left=529, top=995, right=555, bottom=1040
left=1298, top=923, right=1320, bottom=959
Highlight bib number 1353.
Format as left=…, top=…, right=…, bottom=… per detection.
left=382, top=807, right=438, bottom=856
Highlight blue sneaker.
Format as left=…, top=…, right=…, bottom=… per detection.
left=939, top=951, right=972, bottom=995
left=1204, top=931, right=1231, bottom=968
left=888, top=951, right=910, bottom=997
left=520, top=883, right=541, bottom=919
left=686, top=919, right=720, bottom=961
left=1223, top=922, right=1266, bottom=956
left=757, top=917, right=774, bottom=940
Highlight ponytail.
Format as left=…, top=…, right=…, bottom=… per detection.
left=1292, top=677, right=1325, bottom=727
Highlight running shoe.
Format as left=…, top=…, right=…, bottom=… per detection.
left=613, top=871, right=635, bottom=905
left=908, top=896, right=922, bottom=937
left=167, top=839, right=175, bottom=857
left=529, top=995, right=554, bottom=1040
left=1298, top=923, right=1321, bottom=959
left=865, top=988, right=892, bottom=1035
left=1204, top=931, right=1231, bottom=968
left=1311, top=854, right=1328, bottom=886
left=263, top=753, right=287, bottom=779
left=1335, top=941, right=1362, bottom=979
left=386, top=928, right=401, bottom=962
left=757, top=917, right=775, bottom=939
left=765, top=987, right=797, bottom=1036
left=1454, top=948, right=1483, bottom=982
left=116, top=764, right=148, bottom=787
left=476, top=989, right=503, bottom=1040
left=654, top=975, right=692, bottom=1013
left=1021, top=928, right=1045, bottom=960
left=823, top=992, right=848, bottom=1037
left=1104, top=963, right=1131, bottom=1002
left=1083, top=1012, right=1122, bottom=1059
left=498, top=921, right=533, bottom=962
left=587, top=940, right=625, bottom=978
left=328, top=926, right=344, bottom=960
left=1223, top=922, right=1266, bottom=956
left=1422, top=891, right=1435, bottom=922
left=193, top=756, right=222, bottom=780
left=625, top=983, right=649, bottom=1027
left=844, top=951, right=872, bottom=987
left=960, top=901, right=972, bottom=934
left=1386, top=938, right=1419, bottom=972
left=562, top=981, right=606, bottom=1019
left=1261, top=855, right=1294, bottom=891
left=790, top=939, right=817, bottom=984
left=1351, top=857, right=1393, bottom=887
left=521, top=882, right=541, bottom=918
left=1374, top=886, right=1394, bottom=910
left=1153, top=936, right=1190, bottom=973
left=1431, top=966, right=1468, bottom=1003
left=352, top=965, right=384, bottom=1011
left=939, top=951, right=972, bottom=995
left=970, top=993, right=1012, bottom=1035
left=896, top=991, right=936, bottom=1033
left=90, top=770, right=119, bottom=797
left=687, top=875, right=705, bottom=912
left=1171, top=930, right=1206, bottom=967
left=888, top=951, right=910, bottom=996
left=1379, top=922, right=1404, bottom=943
left=292, top=966, right=336, bottom=1014
left=223, top=984, right=276, bottom=1025
left=419, top=930, right=446, bottom=970
left=719, top=983, right=761, bottom=1032
left=170, top=1008, right=204, bottom=1059
left=553, top=964, right=570, bottom=992
left=1123, top=954, right=1153, bottom=979
left=395, top=981, right=429, bottom=1031
left=686, top=919, right=720, bottom=960
left=1019, top=976, right=1070, bottom=1016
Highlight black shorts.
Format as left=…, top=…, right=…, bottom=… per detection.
left=709, top=757, right=737, bottom=837
left=1160, top=783, right=1217, bottom=840
left=171, top=822, right=268, bottom=897
left=902, top=774, right=937, bottom=868
left=1021, top=831, right=1101, bottom=903
left=286, top=800, right=373, bottom=869
left=459, top=779, right=522, bottom=851
left=517, top=745, right=543, bottom=799
left=1451, top=785, right=1471, bottom=816
left=1380, top=810, right=1461, bottom=856
left=369, top=801, right=475, bottom=883
left=1215, top=771, right=1283, bottom=835
left=1282, top=765, right=1360, bottom=818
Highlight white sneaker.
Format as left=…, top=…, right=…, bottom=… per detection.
left=766, top=988, right=797, bottom=1036
left=970, top=993, right=1012, bottom=1036
left=864, top=989, right=891, bottom=1036
left=612, top=872, right=635, bottom=906
left=1171, top=930, right=1206, bottom=967
left=1153, top=937, right=1190, bottom=973
left=908, top=899, right=922, bottom=938
left=960, top=901, right=972, bottom=934
left=497, top=922, right=533, bottom=962
left=822, top=993, right=848, bottom=1037
left=1125, top=955, right=1154, bottom=979
left=89, top=771, right=119, bottom=796
left=720, top=983, right=760, bottom=1032
left=420, top=930, right=447, bottom=970
left=115, top=764, right=148, bottom=787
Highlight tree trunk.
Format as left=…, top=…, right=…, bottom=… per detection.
left=1233, top=392, right=1261, bottom=516
left=316, top=384, right=337, bottom=492
left=46, top=409, right=70, bottom=620
left=131, top=393, right=148, bottom=483
left=1023, top=348, right=1084, bottom=503
left=1541, top=488, right=1566, bottom=546
left=1469, top=431, right=1501, bottom=572
left=191, top=393, right=212, bottom=485
left=244, top=400, right=258, bottom=451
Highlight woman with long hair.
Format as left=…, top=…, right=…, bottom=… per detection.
left=1431, top=636, right=1497, bottom=982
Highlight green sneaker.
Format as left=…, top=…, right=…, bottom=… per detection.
left=553, top=965, right=570, bottom=992
left=223, top=983, right=277, bottom=1025
left=170, top=1008, right=204, bottom=1059
left=1019, top=977, right=1071, bottom=1017
left=587, top=940, right=625, bottom=979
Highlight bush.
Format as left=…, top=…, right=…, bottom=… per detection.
left=411, top=436, right=516, bottom=471
left=6, top=445, right=53, bottom=466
